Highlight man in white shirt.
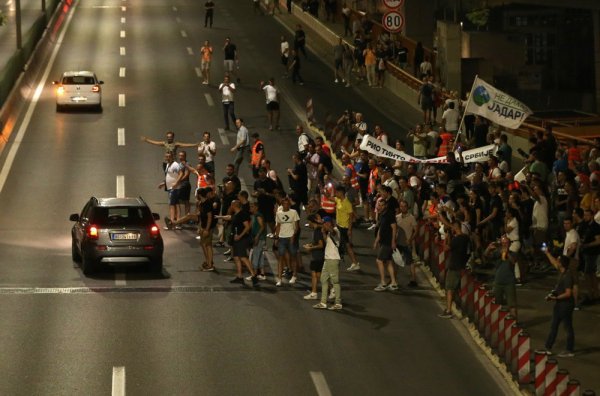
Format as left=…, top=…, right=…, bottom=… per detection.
left=280, top=35, right=290, bottom=77
left=352, top=112, right=368, bottom=140
left=159, top=151, right=184, bottom=228
left=218, top=75, right=236, bottom=130
left=230, top=118, right=249, bottom=176
left=275, top=197, right=300, bottom=286
left=313, top=216, right=343, bottom=310
left=442, top=102, right=460, bottom=133
left=198, top=131, right=217, bottom=174
left=296, top=124, right=310, bottom=155
left=261, top=78, right=280, bottom=130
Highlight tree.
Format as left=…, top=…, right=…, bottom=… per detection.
left=466, top=7, right=490, bottom=30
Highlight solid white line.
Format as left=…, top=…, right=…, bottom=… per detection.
left=186, top=47, right=193, bottom=55
left=117, top=128, right=125, bottom=146
left=119, top=67, right=126, bottom=78
left=120, top=30, right=126, bottom=38
left=112, top=366, right=126, bottom=396
left=120, top=47, right=126, bottom=56
left=121, top=17, right=125, bottom=24
left=204, top=93, right=214, bottom=107
left=115, top=273, right=127, bottom=287
left=217, top=128, right=230, bottom=145
left=0, top=0, right=80, bottom=194
left=194, top=67, right=201, bottom=78
left=119, top=94, right=126, bottom=107
left=116, top=175, right=125, bottom=198
left=310, top=372, right=332, bottom=396
left=180, top=30, right=187, bottom=38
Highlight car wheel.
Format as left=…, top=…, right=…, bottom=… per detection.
left=81, top=256, right=98, bottom=276
left=71, top=239, right=82, bottom=263
left=149, top=257, right=163, bottom=274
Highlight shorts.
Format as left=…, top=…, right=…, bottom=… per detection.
left=266, top=101, right=280, bottom=111
left=310, top=259, right=324, bottom=272
left=224, top=59, right=235, bottom=72
left=568, top=258, right=580, bottom=285
left=281, top=55, right=288, bottom=67
left=201, top=60, right=211, bottom=71
left=338, top=227, right=352, bottom=254
left=178, top=182, right=191, bottom=202
left=359, top=181, right=368, bottom=200
left=200, top=230, right=213, bottom=246
left=583, top=254, right=599, bottom=275
left=444, top=269, right=461, bottom=291
left=420, top=98, right=433, bottom=111
left=168, top=189, right=180, bottom=205
left=493, top=283, right=517, bottom=308
left=334, top=58, right=343, bottom=70
left=232, top=237, right=251, bottom=258
left=377, top=244, right=393, bottom=261
left=278, top=237, right=297, bottom=255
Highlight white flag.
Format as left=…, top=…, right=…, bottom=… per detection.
left=465, top=76, right=532, bottom=129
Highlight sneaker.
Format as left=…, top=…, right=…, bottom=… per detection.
left=223, top=256, right=233, bottom=262
left=275, top=277, right=282, bottom=287
left=342, top=79, right=345, bottom=83
left=224, top=249, right=232, bottom=256
left=174, top=225, right=183, bottom=230
left=328, top=288, right=336, bottom=301
left=201, top=265, right=215, bottom=272
left=574, top=305, right=581, bottom=311
left=407, top=280, right=418, bottom=288
left=557, top=351, right=575, bottom=358
left=163, top=216, right=173, bottom=230
left=229, top=277, right=244, bottom=284
left=438, top=310, right=453, bottom=319
left=195, top=235, right=202, bottom=240
left=387, top=284, right=399, bottom=291
left=374, top=283, right=387, bottom=292
left=334, top=78, right=339, bottom=83
left=347, top=263, right=360, bottom=271
left=328, top=303, right=343, bottom=310
left=245, top=275, right=253, bottom=281
left=202, top=81, right=209, bottom=85
left=282, top=268, right=291, bottom=278
left=367, top=223, right=377, bottom=231
left=257, top=274, right=267, bottom=281
left=214, top=241, right=225, bottom=247
left=313, top=302, right=328, bottom=309
left=538, top=349, right=552, bottom=356
left=289, top=276, right=297, bottom=285
left=345, top=83, right=350, bottom=88
left=266, top=233, right=274, bottom=238
left=304, top=292, right=318, bottom=300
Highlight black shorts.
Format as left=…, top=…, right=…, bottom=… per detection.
left=359, top=181, right=368, bottom=200
left=281, top=55, right=288, bottom=66
left=420, top=98, right=433, bottom=111
left=338, top=227, right=351, bottom=254
left=178, top=182, right=191, bottom=202
left=267, top=101, right=280, bottom=111
left=334, top=58, right=343, bottom=70
left=233, top=237, right=251, bottom=258
left=377, top=244, right=393, bottom=261
left=310, top=259, right=324, bottom=272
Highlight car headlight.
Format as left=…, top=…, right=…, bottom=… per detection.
left=57, top=86, right=65, bottom=95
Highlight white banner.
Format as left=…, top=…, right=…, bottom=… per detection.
left=359, top=135, right=497, bottom=164
left=465, top=76, right=532, bottom=129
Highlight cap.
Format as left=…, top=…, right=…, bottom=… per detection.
left=409, top=176, right=419, bottom=187
left=322, top=216, right=333, bottom=223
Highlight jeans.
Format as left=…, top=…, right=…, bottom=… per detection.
left=222, top=101, right=237, bottom=129
left=291, top=67, right=303, bottom=84
left=545, top=301, right=575, bottom=352
left=251, top=239, right=265, bottom=271
left=320, top=259, right=341, bottom=304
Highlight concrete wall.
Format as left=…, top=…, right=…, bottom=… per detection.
left=436, top=21, right=461, bottom=92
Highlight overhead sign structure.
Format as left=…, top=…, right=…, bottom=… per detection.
left=383, top=0, right=404, bottom=9
left=382, top=11, right=404, bottom=34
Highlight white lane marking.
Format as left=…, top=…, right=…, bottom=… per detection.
left=172, top=6, right=177, bottom=11
left=112, top=366, right=126, bottom=396
left=121, top=6, right=126, bottom=12
left=239, top=177, right=248, bottom=192
left=264, top=250, right=278, bottom=275
left=194, top=67, right=201, bottom=78
left=204, top=93, right=214, bottom=107
left=116, top=175, right=125, bottom=198
left=120, top=30, right=126, bottom=38
left=115, top=273, right=127, bottom=287
left=180, top=30, right=187, bottom=38
left=175, top=17, right=181, bottom=23
left=119, top=67, right=126, bottom=77
left=310, top=372, right=332, bottom=396
left=217, top=128, right=230, bottom=145
left=120, top=47, right=126, bottom=56
left=0, top=0, right=80, bottom=194
left=121, top=17, right=125, bottom=24
left=119, top=94, right=126, bottom=107
left=186, top=47, right=193, bottom=55
left=117, top=128, right=125, bottom=146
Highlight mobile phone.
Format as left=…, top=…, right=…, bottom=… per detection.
left=541, top=242, right=547, bottom=252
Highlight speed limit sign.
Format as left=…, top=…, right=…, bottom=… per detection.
left=382, top=11, right=404, bottom=33
left=383, top=0, right=404, bottom=9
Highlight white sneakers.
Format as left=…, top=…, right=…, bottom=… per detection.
left=275, top=277, right=282, bottom=287
left=289, top=276, right=297, bottom=285
left=347, top=263, right=360, bottom=271
left=304, top=292, right=318, bottom=300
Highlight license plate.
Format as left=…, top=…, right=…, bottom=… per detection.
left=71, top=96, right=87, bottom=102
left=111, top=233, right=138, bottom=240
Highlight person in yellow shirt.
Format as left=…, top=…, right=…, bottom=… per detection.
left=334, top=185, right=360, bottom=271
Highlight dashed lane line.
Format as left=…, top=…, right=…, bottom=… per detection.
left=186, top=47, right=193, bottom=55
left=116, top=176, right=125, bottom=198
left=181, top=30, right=187, bottom=38
left=121, top=6, right=126, bottom=12
left=120, top=30, right=126, bottom=38
left=121, top=17, right=125, bottom=24
left=120, top=47, right=126, bottom=56
left=310, top=372, right=332, bottom=396
left=204, top=93, right=214, bottom=107
left=112, top=366, right=126, bottom=396
left=115, top=273, right=127, bottom=287
left=118, top=94, right=126, bottom=107
left=119, top=67, right=126, bottom=78
left=194, top=67, right=201, bottom=78
left=217, top=128, right=230, bottom=145
left=117, top=128, right=125, bottom=146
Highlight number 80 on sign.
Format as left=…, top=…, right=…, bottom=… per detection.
left=382, top=11, right=404, bottom=33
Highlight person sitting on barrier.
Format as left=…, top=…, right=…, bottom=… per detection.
left=484, top=235, right=518, bottom=319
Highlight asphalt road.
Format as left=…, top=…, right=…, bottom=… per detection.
left=0, top=0, right=513, bottom=394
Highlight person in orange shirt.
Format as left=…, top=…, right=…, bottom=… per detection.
left=200, top=40, right=213, bottom=84
left=363, top=43, right=377, bottom=87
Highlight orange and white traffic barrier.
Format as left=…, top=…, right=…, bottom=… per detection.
left=518, top=331, right=531, bottom=384
left=497, top=308, right=509, bottom=353
left=459, top=270, right=470, bottom=309
left=545, top=358, right=558, bottom=396
left=437, top=240, right=447, bottom=283
left=476, top=285, right=487, bottom=332
left=535, top=350, right=548, bottom=396
left=422, top=224, right=431, bottom=264
left=510, top=323, right=521, bottom=373
left=556, top=369, right=569, bottom=396
left=566, top=380, right=580, bottom=396
left=483, top=292, right=494, bottom=340
left=466, top=278, right=478, bottom=317
left=490, top=300, right=501, bottom=347
left=503, top=315, right=516, bottom=364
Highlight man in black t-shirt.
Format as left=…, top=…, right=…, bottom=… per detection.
left=294, top=24, right=307, bottom=58
left=199, top=188, right=217, bottom=271
left=229, top=200, right=257, bottom=285
left=373, top=198, right=398, bottom=292
left=439, top=221, right=470, bottom=318
left=253, top=168, right=278, bottom=232
left=204, top=0, right=214, bottom=28
left=580, top=209, right=600, bottom=301
left=223, top=37, right=239, bottom=83
left=288, top=152, right=308, bottom=205
left=222, top=163, right=241, bottom=195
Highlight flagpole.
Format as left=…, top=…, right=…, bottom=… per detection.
left=452, top=75, right=478, bottom=150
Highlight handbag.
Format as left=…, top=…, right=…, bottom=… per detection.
left=392, top=248, right=405, bottom=267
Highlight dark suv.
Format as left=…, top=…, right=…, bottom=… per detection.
left=70, top=197, right=164, bottom=275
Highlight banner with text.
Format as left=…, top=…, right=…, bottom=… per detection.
left=359, top=135, right=497, bottom=164
left=465, top=76, right=532, bottom=129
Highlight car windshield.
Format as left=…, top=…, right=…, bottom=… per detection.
left=91, top=207, right=153, bottom=227
left=62, top=76, right=96, bottom=84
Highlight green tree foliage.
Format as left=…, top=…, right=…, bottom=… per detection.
left=466, top=7, right=490, bottom=29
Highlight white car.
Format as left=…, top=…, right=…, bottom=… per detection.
left=53, top=71, right=103, bottom=112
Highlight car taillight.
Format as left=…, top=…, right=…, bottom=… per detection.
left=57, top=86, right=65, bottom=95
left=150, top=225, right=160, bottom=238
left=92, top=85, right=101, bottom=93
left=87, top=225, right=99, bottom=239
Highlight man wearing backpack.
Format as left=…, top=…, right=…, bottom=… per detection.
left=313, top=216, right=343, bottom=310
left=296, top=124, right=313, bottom=156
